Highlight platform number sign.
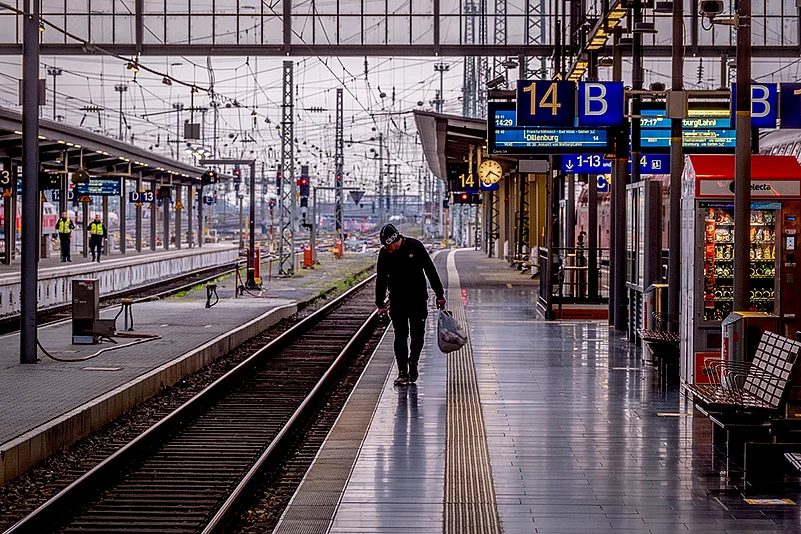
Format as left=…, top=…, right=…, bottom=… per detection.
left=516, top=80, right=575, bottom=127
left=0, top=168, right=10, bottom=188
left=577, top=82, right=624, bottom=127
left=731, top=83, right=778, bottom=129
left=780, top=84, right=801, bottom=129
left=129, top=191, right=155, bottom=203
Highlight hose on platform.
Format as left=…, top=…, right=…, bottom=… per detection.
left=37, top=332, right=162, bottom=363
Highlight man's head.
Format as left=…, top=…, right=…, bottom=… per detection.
left=380, top=223, right=402, bottom=253
left=94, top=214, right=100, bottom=221
left=61, top=211, right=67, bottom=219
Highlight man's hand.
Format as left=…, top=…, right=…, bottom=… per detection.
left=436, top=299, right=446, bottom=310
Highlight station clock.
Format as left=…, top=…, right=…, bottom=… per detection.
left=478, top=159, right=502, bottom=187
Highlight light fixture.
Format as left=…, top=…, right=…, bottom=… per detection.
left=502, top=58, right=518, bottom=70
left=649, top=82, right=667, bottom=91
left=598, top=57, right=614, bottom=67
left=633, top=22, right=657, bottom=34
left=38, top=22, right=45, bottom=32
left=655, top=1, right=674, bottom=13
left=126, top=61, right=140, bottom=73
left=162, top=77, right=172, bottom=86
left=190, top=86, right=199, bottom=94
left=251, top=109, right=257, bottom=117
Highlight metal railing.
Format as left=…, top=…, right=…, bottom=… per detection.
left=549, top=247, right=610, bottom=304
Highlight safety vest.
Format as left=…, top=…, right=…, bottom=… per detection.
left=57, top=219, right=72, bottom=234
left=89, top=222, right=104, bottom=236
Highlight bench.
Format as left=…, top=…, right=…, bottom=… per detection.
left=684, top=331, right=801, bottom=478
left=684, top=330, right=801, bottom=415
left=639, top=312, right=680, bottom=380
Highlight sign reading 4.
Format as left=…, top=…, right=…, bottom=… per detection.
left=516, top=80, right=575, bottom=127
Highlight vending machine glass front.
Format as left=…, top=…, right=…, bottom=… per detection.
left=701, top=204, right=777, bottom=321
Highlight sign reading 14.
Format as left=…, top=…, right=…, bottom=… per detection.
left=516, top=80, right=624, bottom=128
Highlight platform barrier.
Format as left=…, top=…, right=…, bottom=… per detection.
left=0, top=245, right=238, bottom=317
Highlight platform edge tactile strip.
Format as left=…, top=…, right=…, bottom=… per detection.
left=443, top=250, right=502, bottom=534
left=272, top=328, right=395, bottom=534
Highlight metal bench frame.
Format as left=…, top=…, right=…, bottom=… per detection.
left=684, top=330, right=801, bottom=415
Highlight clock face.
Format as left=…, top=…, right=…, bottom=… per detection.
left=479, top=160, right=502, bottom=186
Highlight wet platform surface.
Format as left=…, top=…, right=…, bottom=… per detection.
left=280, top=249, right=801, bottom=534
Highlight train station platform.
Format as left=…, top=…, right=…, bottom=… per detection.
left=276, top=249, right=801, bottom=534
left=0, top=252, right=376, bottom=485
left=0, top=244, right=239, bottom=317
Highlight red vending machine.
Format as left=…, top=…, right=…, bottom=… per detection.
left=680, top=155, right=801, bottom=384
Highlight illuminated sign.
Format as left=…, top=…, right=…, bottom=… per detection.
left=577, top=82, right=625, bottom=127
left=490, top=105, right=610, bottom=155
left=516, top=80, right=575, bottom=127
left=731, top=83, right=778, bottom=129
left=75, top=178, right=121, bottom=196
left=639, top=108, right=735, bottom=153
left=780, top=83, right=801, bottom=129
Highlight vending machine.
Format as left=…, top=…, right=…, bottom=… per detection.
left=680, top=154, right=801, bottom=384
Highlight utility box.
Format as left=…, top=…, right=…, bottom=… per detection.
left=72, top=278, right=99, bottom=344
left=722, top=311, right=780, bottom=364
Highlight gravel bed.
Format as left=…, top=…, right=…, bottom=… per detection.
left=0, top=273, right=369, bottom=532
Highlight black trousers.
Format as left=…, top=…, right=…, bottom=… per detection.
left=58, top=233, right=71, bottom=260
left=89, top=235, right=103, bottom=259
left=390, top=300, right=428, bottom=375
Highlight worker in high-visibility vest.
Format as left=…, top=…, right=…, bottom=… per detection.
left=55, top=211, right=75, bottom=262
left=88, top=214, right=107, bottom=263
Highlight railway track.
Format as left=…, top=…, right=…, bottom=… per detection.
left=4, top=275, right=381, bottom=534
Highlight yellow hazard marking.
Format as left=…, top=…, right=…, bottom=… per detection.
left=506, top=283, right=513, bottom=288
left=744, top=498, right=795, bottom=505
left=3, top=189, right=12, bottom=198
left=175, top=200, right=184, bottom=210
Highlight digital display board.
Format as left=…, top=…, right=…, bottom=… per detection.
left=489, top=104, right=611, bottom=155
left=75, top=178, right=121, bottom=196
left=638, top=108, right=735, bottom=153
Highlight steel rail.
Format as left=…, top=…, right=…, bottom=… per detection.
left=4, top=273, right=377, bottom=534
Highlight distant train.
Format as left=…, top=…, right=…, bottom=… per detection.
left=0, top=201, right=59, bottom=236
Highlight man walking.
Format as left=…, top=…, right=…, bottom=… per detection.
left=88, top=213, right=107, bottom=262
left=55, top=211, right=74, bottom=262
left=375, top=223, right=445, bottom=386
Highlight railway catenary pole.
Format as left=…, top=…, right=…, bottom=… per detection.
left=335, top=88, right=344, bottom=244
left=667, top=0, right=684, bottom=334
left=279, top=60, right=296, bottom=276
left=377, top=132, right=384, bottom=224
left=20, top=0, right=40, bottom=363
left=733, top=0, right=751, bottom=312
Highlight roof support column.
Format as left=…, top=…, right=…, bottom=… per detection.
left=135, top=173, right=142, bottom=253
left=120, top=178, right=127, bottom=255
left=667, top=0, right=684, bottom=333
left=175, top=183, right=182, bottom=249
left=20, top=0, right=40, bottom=363
left=150, top=179, right=156, bottom=251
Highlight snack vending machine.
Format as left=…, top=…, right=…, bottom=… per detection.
left=680, top=155, right=801, bottom=384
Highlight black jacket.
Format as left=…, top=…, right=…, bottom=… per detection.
left=375, top=237, right=444, bottom=308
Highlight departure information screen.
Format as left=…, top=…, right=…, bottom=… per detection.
left=639, top=110, right=736, bottom=153
left=489, top=105, right=611, bottom=155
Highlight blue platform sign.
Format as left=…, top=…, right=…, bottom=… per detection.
left=780, top=83, right=801, bottom=129
left=630, top=154, right=671, bottom=174
left=75, top=178, right=121, bottom=196
left=731, top=83, right=778, bottom=129
left=562, top=154, right=612, bottom=174
left=129, top=190, right=155, bottom=203
left=596, top=175, right=610, bottom=192
left=639, top=109, right=735, bottom=152
left=577, top=82, right=624, bottom=127
left=51, top=189, right=75, bottom=202
left=516, top=80, right=575, bottom=127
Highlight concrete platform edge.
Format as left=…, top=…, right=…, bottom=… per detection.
left=0, top=262, right=376, bottom=485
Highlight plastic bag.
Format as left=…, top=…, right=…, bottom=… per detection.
left=438, top=310, right=468, bottom=353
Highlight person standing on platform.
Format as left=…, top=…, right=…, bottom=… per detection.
left=375, top=223, right=446, bottom=386
left=55, top=211, right=74, bottom=262
left=88, top=213, right=107, bottom=263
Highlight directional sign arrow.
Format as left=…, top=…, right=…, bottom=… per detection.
left=566, top=160, right=574, bottom=170
left=349, top=190, right=365, bottom=204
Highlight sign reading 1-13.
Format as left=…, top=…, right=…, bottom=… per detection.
left=516, top=80, right=575, bottom=126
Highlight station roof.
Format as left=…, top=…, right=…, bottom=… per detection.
left=686, top=155, right=801, bottom=181
left=0, top=108, right=206, bottom=185
left=414, top=111, right=486, bottom=183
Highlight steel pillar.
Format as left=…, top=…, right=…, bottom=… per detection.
left=477, top=0, right=489, bottom=118
left=492, top=0, right=507, bottom=80
left=20, top=0, right=39, bottom=363
left=120, top=179, right=127, bottom=254
left=175, top=184, right=182, bottom=249
left=187, top=183, right=193, bottom=247
left=733, top=0, right=751, bottom=311
left=463, top=0, right=477, bottom=118
left=335, top=88, right=344, bottom=243
left=279, top=61, right=296, bottom=276
left=150, top=180, right=157, bottom=251
left=136, top=174, right=142, bottom=252
left=668, top=0, right=684, bottom=332
left=378, top=132, right=384, bottom=223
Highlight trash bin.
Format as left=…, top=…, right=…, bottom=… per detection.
left=722, top=311, right=781, bottom=364
left=643, top=283, right=668, bottom=332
